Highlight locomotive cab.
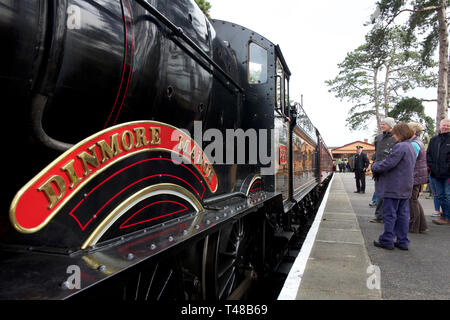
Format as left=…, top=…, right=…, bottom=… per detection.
left=211, top=20, right=292, bottom=201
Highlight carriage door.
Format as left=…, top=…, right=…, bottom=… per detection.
left=274, top=58, right=289, bottom=201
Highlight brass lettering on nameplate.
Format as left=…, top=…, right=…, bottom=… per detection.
left=9, top=121, right=218, bottom=234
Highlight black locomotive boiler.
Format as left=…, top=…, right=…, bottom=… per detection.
left=0, top=0, right=333, bottom=300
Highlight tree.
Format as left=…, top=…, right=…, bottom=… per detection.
left=373, top=0, right=449, bottom=130
left=194, top=0, right=212, bottom=18
left=387, top=97, right=435, bottom=142
left=325, top=26, right=437, bottom=132
left=325, top=31, right=386, bottom=131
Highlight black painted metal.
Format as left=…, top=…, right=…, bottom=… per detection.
left=0, top=0, right=334, bottom=299
left=135, top=0, right=243, bottom=94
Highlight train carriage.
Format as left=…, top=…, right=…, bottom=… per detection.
left=0, top=0, right=333, bottom=300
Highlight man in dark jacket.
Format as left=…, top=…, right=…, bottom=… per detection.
left=370, top=117, right=397, bottom=223
left=427, top=119, right=450, bottom=225
left=353, top=146, right=370, bottom=193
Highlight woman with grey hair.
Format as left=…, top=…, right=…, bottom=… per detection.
left=408, top=122, right=429, bottom=233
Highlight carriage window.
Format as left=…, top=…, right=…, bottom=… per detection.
left=248, top=42, right=267, bottom=84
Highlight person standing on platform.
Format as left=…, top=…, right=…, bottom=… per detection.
left=426, top=119, right=450, bottom=226
left=353, top=146, right=369, bottom=193
left=429, top=175, right=443, bottom=217
left=369, top=153, right=377, bottom=207
left=369, top=117, right=397, bottom=223
left=369, top=191, right=377, bottom=207
left=372, top=123, right=416, bottom=250
left=408, top=122, right=429, bottom=233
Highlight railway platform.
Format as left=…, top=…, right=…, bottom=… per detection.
left=278, top=172, right=450, bottom=300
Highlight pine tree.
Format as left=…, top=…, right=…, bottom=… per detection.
left=194, top=0, right=212, bottom=18
left=325, top=26, right=437, bottom=132
left=373, top=0, right=449, bottom=131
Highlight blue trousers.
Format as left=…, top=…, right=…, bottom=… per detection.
left=371, top=191, right=377, bottom=202
left=428, top=176, right=442, bottom=212
left=379, top=198, right=410, bottom=248
left=429, top=176, right=450, bottom=220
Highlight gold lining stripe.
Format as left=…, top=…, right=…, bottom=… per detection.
left=81, top=183, right=204, bottom=249
left=245, top=175, right=262, bottom=196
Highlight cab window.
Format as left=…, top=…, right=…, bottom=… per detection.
left=248, top=42, right=267, bottom=84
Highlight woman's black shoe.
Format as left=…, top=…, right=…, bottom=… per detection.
left=394, top=243, right=408, bottom=250
left=373, top=240, right=394, bottom=250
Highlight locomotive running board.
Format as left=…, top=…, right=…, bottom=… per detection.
left=0, top=190, right=279, bottom=299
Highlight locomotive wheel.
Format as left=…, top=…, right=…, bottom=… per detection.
left=202, top=218, right=249, bottom=300
left=122, top=257, right=187, bottom=301
left=73, top=253, right=196, bottom=301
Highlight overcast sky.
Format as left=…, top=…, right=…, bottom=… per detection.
left=208, top=0, right=437, bottom=147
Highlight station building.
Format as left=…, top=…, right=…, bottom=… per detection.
left=330, top=139, right=375, bottom=172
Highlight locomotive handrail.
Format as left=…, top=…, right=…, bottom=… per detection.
left=31, top=94, right=75, bottom=152
left=135, top=0, right=244, bottom=93
left=293, top=102, right=318, bottom=144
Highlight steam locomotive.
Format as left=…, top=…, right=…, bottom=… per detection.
left=0, top=0, right=333, bottom=300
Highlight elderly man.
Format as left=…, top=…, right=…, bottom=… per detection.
left=370, top=117, right=397, bottom=223
left=427, top=119, right=450, bottom=225
left=353, top=145, right=369, bottom=193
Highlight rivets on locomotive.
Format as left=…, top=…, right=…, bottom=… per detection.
left=166, top=86, right=174, bottom=98
left=60, top=281, right=70, bottom=290
left=97, top=265, right=107, bottom=272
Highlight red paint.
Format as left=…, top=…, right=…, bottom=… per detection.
left=119, top=200, right=188, bottom=229
left=250, top=180, right=261, bottom=192
left=279, top=145, right=287, bottom=165
left=104, top=0, right=134, bottom=128
left=68, top=157, right=206, bottom=230
left=70, top=172, right=201, bottom=230
left=112, top=0, right=134, bottom=126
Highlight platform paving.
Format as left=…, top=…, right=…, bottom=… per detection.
left=292, top=173, right=449, bottom=300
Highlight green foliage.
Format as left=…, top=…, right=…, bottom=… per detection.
left=326, top=25, right=437, bottom=131
left=374, top=0, right=444, bottom=66
left=373, top=0, right=449, bottom=127
left=325, top=40, right=382, bottom=109
left=387, top=97, right=436, bottom=140
left=194, top=0, right=212, bottom=18
left=346, top=110, right=377, bottom=131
